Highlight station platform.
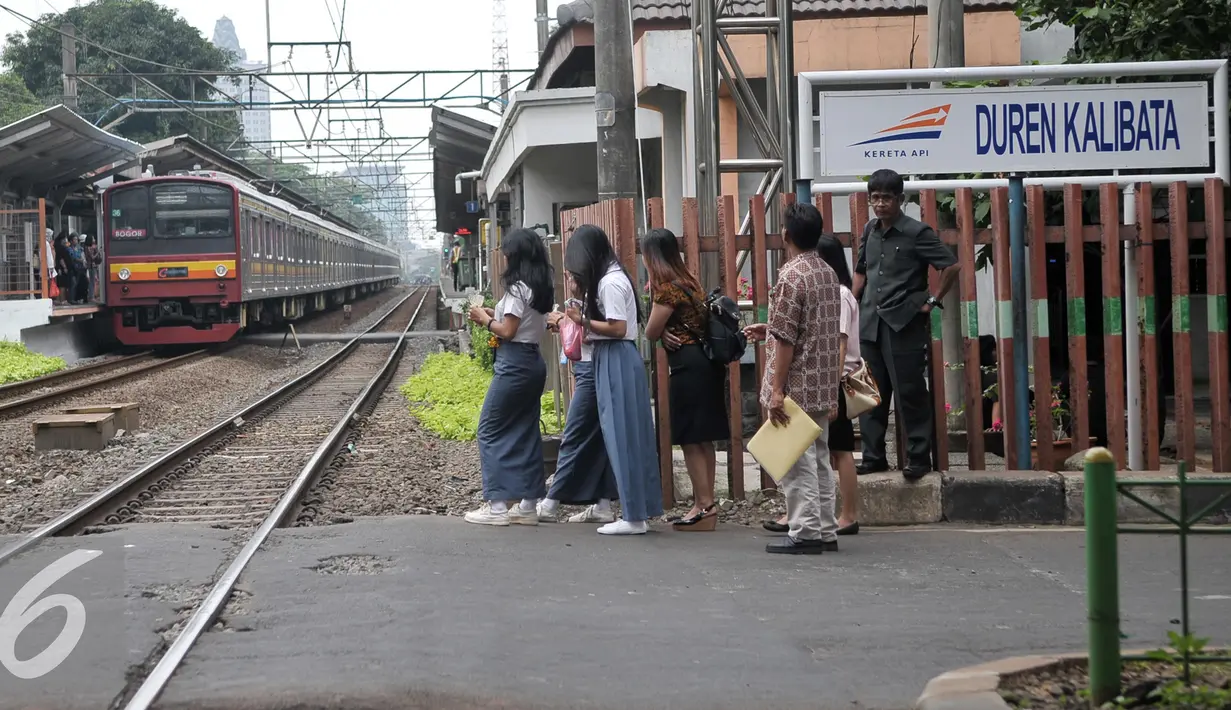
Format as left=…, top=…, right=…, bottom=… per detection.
left=4, top=519, right=1228, bottom=710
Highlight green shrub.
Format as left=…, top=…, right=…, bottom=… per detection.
left=402, top=352, right=564, bottom=441
left=0, top=341, right=65, bottom=385
left=468, top=293, right=497, bottom=371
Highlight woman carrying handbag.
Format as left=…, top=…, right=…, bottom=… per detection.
left=763, top=235, right=877, bottom=537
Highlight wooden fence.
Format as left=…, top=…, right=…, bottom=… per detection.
left=502, top=179, right=1230, bottom=506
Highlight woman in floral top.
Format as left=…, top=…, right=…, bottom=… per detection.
left=642, top=228, right=729, bottom=531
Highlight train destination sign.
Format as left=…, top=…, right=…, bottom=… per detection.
left=814, top=82, right=1210, bottom=176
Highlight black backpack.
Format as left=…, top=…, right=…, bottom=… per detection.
left=677, top=284, right=748, bottom=365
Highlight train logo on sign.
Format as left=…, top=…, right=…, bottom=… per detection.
left=157, top=267, right=189, bottom=279
left=851, top=104, right=951, bottom=147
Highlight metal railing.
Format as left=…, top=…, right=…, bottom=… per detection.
left=1083, top=448, right=1231, bottom=704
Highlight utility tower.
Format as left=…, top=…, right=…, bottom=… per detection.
left=692, top=0, right=795, bottom=236
left=491, top=0, right=511, bottom=113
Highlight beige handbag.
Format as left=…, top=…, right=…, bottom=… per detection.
left=841, top=359, right=882, bottom=419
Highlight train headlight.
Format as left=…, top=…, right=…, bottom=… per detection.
left=215, top=264, right=229, bottom=277
left=118, top=268, right=131, bottom=281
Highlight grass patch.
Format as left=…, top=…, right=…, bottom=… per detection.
left=402, top=352, right=563, bottom=441
left=0, top=341, right=66, bottom=385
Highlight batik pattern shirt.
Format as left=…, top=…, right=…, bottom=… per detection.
left=759, top=251, right=842, bottom=415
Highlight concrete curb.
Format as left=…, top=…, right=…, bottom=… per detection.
left=915, top=648, right=1229, bottom=710
left=672, top=452, right=1231, bottom=525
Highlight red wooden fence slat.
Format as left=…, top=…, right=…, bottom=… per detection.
left=647, top=198, right=675, bottom=508
left=1027, top=185, right=1055, bottom=471
left=683, top=198, right=702, bottom=273
left=920, top=189, right=949, bottom=471
left=751, top=195, right=773, bottom=491
left=1099, top=184, right=1127, bottom=468
left=956, top=188, right=985, bottom=470
left=1206, top=178, right=1231, bottom=472
left=718, top=195, right=746, bottom=500
left=1169, top=183, right=1196, bottom=469
left=1137, top=182, right=1162, bottom=470
left=990, top=187, right=1017, bottom=467
left=1063, top=184, right=1091, bottom=455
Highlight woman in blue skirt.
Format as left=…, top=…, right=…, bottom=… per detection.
left=465, top=228, right=555, bottom=527
left=539, top=274, right=619, bottom=524
left=562, top=225, right=662, bottom=535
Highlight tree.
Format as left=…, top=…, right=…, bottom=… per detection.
left=0, top=72, right=46, bottom=126
left=2, top=0, right=242, bottom=146
left=1017, top=0, right=1231, bottom=66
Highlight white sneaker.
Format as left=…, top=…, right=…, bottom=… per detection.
left=536, top=501, right=560, bottom=523
left=464, top=503, right=509, bottom=527
left=508, top=505, right=539, bottom=526
left=568, top=505, right=616, bottom=524
left=597, top=519, right=649, bottom=535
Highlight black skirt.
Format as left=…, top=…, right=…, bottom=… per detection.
left=667, top=344, right=730, bottom=446
left=828, top=393, right=855, bottom=453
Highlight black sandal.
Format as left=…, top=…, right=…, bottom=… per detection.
left=673, top=504, right=718, bottom=531
left=761, top=520, right=788, bottom=533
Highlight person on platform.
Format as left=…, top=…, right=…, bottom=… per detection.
left=450, top=237, right=463, bottom=291
left=463, top=228, right=555, bottom=527
left=641, top=227, right=728, bottom=532
left=83, top=234, right=101, bottom=302
left=764, top=234, right=861, bottom=537
left=539, top=273, right=620, bottom=524
left=68, top=233, right=88, bottom=305
left=743, top=203, right=842, bottom=554
left=561, top=224, right=662, bottom=535
left=853, top=169, right=959, bottom=481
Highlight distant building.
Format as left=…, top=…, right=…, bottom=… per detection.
left=339, top=164, right=409, bottom=242
left=211, top=17, right=272, bottom=147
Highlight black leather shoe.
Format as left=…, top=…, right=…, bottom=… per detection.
left=766, top=537, right=826, bottom=554
left=903, top=463, right=930, bottom=481
left=837, top=521, right=860, bottom=536
left=856, top=461, right=890, bottom=476
left=762, top=520, right=788, bottom=533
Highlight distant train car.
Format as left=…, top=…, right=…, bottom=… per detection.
left=103, top=170, right=400, bottom=346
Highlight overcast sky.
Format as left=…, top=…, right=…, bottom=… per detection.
left=0, top=0, right=544, bottom=242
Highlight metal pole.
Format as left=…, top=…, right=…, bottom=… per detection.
left=1009, top=175, right=1031, bottom=468
left=1084, top=446, right=1121, bottom=706
left=536, top=0, right=550, bottom=55
left=594, top=0, right=638, bottom=200
left=1123, top=187, right=1143, bottom=470
left=61, top=23, right=78, bottom=111
left=265, top=0, right=273, bottom=72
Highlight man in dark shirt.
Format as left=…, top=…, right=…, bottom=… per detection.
left=853, top=169, right=959, bottom=481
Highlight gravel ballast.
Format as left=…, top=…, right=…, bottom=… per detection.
left=0, top=343, right=341, bottom=534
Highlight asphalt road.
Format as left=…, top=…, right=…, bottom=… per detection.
left=2, top=520, right=1227, bottom=710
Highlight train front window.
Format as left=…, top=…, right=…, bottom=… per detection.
left=109, top=186, right=150, bottom=242
left=153, top=184, right=233, bottom=238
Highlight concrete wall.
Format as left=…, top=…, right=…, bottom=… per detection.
left=18, top=313, right=115, bottom=365
left=0, top=300, right=52, bottom=342
left=521, top=144, right=600, bottom=231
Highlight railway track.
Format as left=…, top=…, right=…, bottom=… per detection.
left=0, top=348, right=216, bottom=417
left=0, top=285, right=439, bottom=710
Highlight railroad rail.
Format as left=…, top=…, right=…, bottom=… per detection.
left=0, top=285, right=438, bottom=710
left=0, top=348, right=215, bottom=417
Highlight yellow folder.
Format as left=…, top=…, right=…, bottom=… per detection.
left=747, top=397, right=822, bottom=483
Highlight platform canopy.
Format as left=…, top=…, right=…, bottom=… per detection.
left=0, top=104, right=142, bottom=198
left=431, top=106, right=497, bottom=236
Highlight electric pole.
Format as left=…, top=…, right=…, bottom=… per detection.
left=927, top=0, right=966, bottom=420
left=61, top=23, right=77, bottom=110
left=594, top=0, right=638, bottom=200
left=536, top=0, right=550, bottom=55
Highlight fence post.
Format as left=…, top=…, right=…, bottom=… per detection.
left=1084, top=446, right=1121, bottom=706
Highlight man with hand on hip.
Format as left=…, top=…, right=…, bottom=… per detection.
left=853, top=169, right=959, bottom=482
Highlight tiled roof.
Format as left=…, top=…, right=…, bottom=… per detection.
left=559, top=0, right=1015, bottom=23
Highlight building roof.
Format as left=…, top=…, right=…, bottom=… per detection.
left=430, top=106, right=498, bottom=235
left=0, top=105, right=143, bottom=197
left=559, top=0, right=1013, bottom=23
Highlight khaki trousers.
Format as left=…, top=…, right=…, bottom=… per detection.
left=782, top=411, right=838, bottom=543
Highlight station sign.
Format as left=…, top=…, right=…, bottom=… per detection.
left=465, top=200, right=480, bottom=214
left=814, top=82, right=1210, bottom=176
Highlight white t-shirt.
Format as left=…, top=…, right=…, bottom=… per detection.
left=589, top=263, right=638, bottom=342
left=496, top=281, right=545, bottom=344
left=839, top=285, right=861, bottom=376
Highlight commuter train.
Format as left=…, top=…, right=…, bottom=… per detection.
left=102, top=170, right=400, bottom=346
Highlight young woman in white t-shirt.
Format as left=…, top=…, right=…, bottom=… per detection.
left=465, top=228, right=555, bottom=527
left=764, top=235, right=861, bottom=536
left=561, top=225, right=662, bottom=536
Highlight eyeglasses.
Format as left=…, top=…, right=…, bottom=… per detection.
left=868, top=193, right=900, bottom=205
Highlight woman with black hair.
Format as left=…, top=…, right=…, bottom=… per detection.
left=464, top=228, right=555, bottom=527
left=563, top=224, right=662, bottom=535
left=642, top=227, right=728, bottom=531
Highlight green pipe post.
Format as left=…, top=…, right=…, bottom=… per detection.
left=1085, top=447, right=1121, bottom=706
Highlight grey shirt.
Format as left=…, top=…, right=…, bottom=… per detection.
left=854, top=213, right=957, bottom=343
